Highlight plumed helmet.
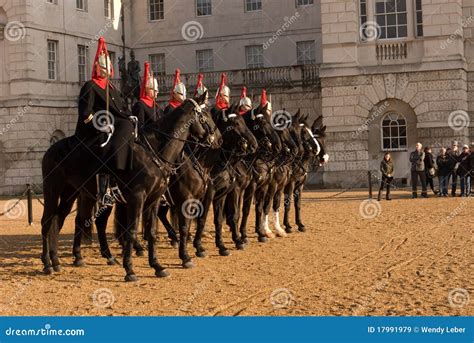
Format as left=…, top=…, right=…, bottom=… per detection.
left=172, top=69, right=186, bottom=97
left=194, top=73, right=208, bottom=96
left=239, top=86, right=252, bottom=108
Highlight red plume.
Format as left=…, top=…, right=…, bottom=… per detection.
left=260, top=89, right=268, bottom=107
left=194, top=73, right=204, bottom=96
left=169, top=69, right=183, bottom=108
left=240, top=86, right=247, bottom=100
left=91, top=37, right=113, bottom=89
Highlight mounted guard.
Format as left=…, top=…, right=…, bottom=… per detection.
left=74, top=37, right=133, bottom=207
left=260, top=89, right=272, bottom=117
left=164, top=69, right=186, bottom=116
left=132, top=61, right=160, bottom=131
left=238, top=86, right=252, bottom=115
left=194, top=73, right=209, bottom=108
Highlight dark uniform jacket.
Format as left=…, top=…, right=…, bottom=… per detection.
left=132, top=100, right=161, bottom=131
left=75, top=80, right=134, bottom=171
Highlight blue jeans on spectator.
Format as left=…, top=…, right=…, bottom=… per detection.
left=460, top=175, right=471, bottom=196
left=439, top=175, right=449, bottom=195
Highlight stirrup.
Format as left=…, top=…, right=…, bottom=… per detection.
left=110, top=186, right=127, bottom=204
left=99, top=191, right=115, bottom=208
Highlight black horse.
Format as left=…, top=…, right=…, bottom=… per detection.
left=193, top=105, right=259, bottom=258
left=40, top=92, right=215, bottom=281
left=283, top=116, right=328, bottom=233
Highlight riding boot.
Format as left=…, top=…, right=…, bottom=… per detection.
left=386, top=185, right=392, bottom=200
left=97, top=174, right=114, bottom=208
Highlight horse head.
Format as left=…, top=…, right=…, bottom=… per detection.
left=311, top=117, right=329, bottom=165
left=243, top=103, right=282, bottom=155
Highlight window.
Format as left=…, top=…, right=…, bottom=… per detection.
left=296, top=0, right=313, bottom=6
left=375, top=0, right=407, bottom=39
left=381, top=112, right=407, bottom=151
left=77, top=45, right=89, bottom=83
left=196, top=0, right=212, bottom=16
left=76, top=0, right=88, bottom=11
left=297, top=41, right=316, bottom=65
left=359, top=0, right=369, bottom=41
left=149, top=0, right=164, bottom=21
left=47, top=40, right=58, bottom=80
left=245, top=0, right=262, bottom=12
left=149, top=54, right=166, bottom=75
left=104, top=0, right=113, bottom=18
left=415, top=0, right=423, bottom=37
left=196, top=49, right=214, bottom=72
left=246, top=45, right=264, bottom=69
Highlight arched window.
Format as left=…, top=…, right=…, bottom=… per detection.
left=381, top=112, right=407, bottom=151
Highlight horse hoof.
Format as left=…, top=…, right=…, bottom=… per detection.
left=297, top=226, right=306, bottom=232
left=236, top=243, right=245, bottom=250
left=170, top=240, right=179, bottom=249
left=258, top=236, right=268, bottom=243
left=107, top=257, right=119, bottom=266
left=135, top=250, right=145, bottom=257
left=52, top=265, right=61, bottom=272
left=43, top=267, right=53, bottom=275
left=196, top=250, right=207, bottom=258
left=285, top=227, right=293, bottom=234
left=155, top=269, right=170, bottom=278
left=182, top=261, right=195, bottom=269
left=219, top=249, right=230, bottom=257
left=73, top=259, right=85, bottom=267
left=242, top=237, right=248, bottom=244
left=125, top=274, right=139, bottom=282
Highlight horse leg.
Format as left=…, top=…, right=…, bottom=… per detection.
left=73, top=196, right=95, bottom=267
left=158, top=204, right=179, bottom=248
left=262, top=182, right=277, bottom=239
left=194, top=186, right=214, bottom=258
left=177, top=209, right=194, bottom=268
left=225, top=189, right=244, bottom=250
left=94, top=206, right=119, bottom=265
left=294, top=184, right=305, bottom=232
left=254, top=185, right=268, bottom=243
left=119, top=199, right=140, bottom=282
left=213, top=196, right=230, bottom=256
left=133, top=238, right=145, bottom=257
left=283, top=181, right=294, bottom=233
left=239, top=182, right=255, bottom=244
left=272, top=186, right=287, bottom=237
left=143, top=201, right=169, bottom=278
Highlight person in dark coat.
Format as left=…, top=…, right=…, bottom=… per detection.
left=436, top=147, right=451, bottom=197
left=409, top=142, right=427, bottom=198
left=75, top=37, right=134, bottom=206
left=423, top=146, right=438, bottom=195
left=457, top=144, right=471, bottom=197
left=163, top=69, right=186, bottom=116
left=447, top=141, right=460, bottom=196
left=378, top=152, right=394, bottom=201
left=132, top=61, right=161, bottom=132
left=470, top=142, right=474, bottom=195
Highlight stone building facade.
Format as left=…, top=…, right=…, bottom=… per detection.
left=320, top=0, right=473, bottom=187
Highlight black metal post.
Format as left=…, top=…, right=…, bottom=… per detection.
left=368, top=171, right=373, bottom=199
left=27, top=184, right=33, bottom=225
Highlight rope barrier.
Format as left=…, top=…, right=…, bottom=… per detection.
left=0, top=188, right=28, bottom=217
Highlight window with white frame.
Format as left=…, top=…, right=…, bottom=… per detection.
left=375, top=0, right=407, bottom=39
left=196, top=49, right=214, bottom=72
left=245, top=0, right=262, bottom=12
left=381, top=112, right=407, bottom=151
left=297, top=41, right=316, bottom=65
left=47, top=40, right=58, bottom=80
left=415, top=0, right=423, bottom=37
left=77, top=44, right=89, bottom=83
left=149, top=0, right=164, bottom=21
left=359, top=0, right=369, bottom=41
left=296, top=0, right=313, bottom=7
left=246, top=45, right=264, bottom=69
left=104, top=0, right=113, bottom=18
left=197, top=0, right=212, bottom=16
left=149, top=54, right=166, bottom=75
left=76, top=0, right=88, bottom=11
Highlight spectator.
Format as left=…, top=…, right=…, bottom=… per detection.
left=423, top=146, right=438, bottom=195
left=409, top=142, right=428, bottom=198
left=378, top=152, right=394, bottom=201
left=457, top=144, right=471, bottom=197
left=436, top=148, right=450, bottom=197
left=448, top=141, right=460, bottom=196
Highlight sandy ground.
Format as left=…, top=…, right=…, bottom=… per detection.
left=0, top=190, right=472, bottom=316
